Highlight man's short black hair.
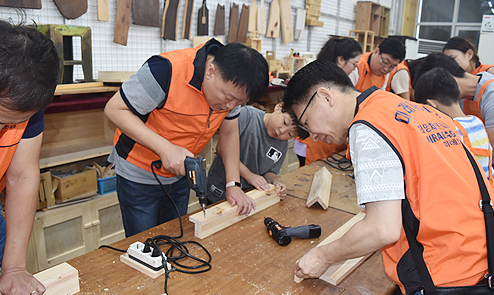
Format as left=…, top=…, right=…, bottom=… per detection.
left=0, top=19, right=59, bottom=112
left=212, top=43, right=269, bottom=103
left=412, top=52, right=466, bottom=89
left=282, top=60, right=356, bottom=139
left=414, top=68, right=460, bottom=107
left=378, top=38, right=406, bottom=62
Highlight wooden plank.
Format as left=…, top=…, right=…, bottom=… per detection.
left=295, top=212, right=371, bottom=285
left=120, top=253, right=167, bottom=279
left=33, top=262, right=80, bottom=295
left=279, top=0, right=293, bottom=44
left=402, top=0, right=418, bottom=37
left=53, top=0, right=87, bottom=19
left=306, top=166, right=332, bottom=209
left=133, top=0, right=160, bottom=27
left=0, top=0, right=41, bottom=9
left=113, top=0, right=131, bottom=45
left=248, top=0, right=257, bottom=32
left=227, top=3, right=239, bottom=43
left=161, top=0, right=181, bottom=40
left=189, top=185, right=279, bottom=239
left=257, top=0, right=267, bottom=35
left=182, top=0, right=195, bottom=39
left=237, top=4, right=249, bottom=43
left=214, top=4, right=225, bottom=35
left=97, top=71, right=135, bottom=83
left=266, top=0, right=280, bottom=38
left=197, top=0, right=209, bottom=36
left=97, top=0, right=109, bottom=21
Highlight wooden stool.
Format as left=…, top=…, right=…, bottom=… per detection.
left=38, top=25, right=93, bottom=84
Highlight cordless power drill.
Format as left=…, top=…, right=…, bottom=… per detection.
left=264, top=217, right=321, bottom=246
left=185, top=156, right=208, bottom=217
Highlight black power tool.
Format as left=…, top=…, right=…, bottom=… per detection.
left=185, top=157, right=208, bottom=217
left=264, top=217, right=321, bottom=246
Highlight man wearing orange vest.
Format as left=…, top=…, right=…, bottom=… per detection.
left=349, top=38, right=410, bottom=99
left=413, top=52, right=494, bottom=149
left=0, top=21, right=59, bottom=295
left=283, top=60, right=493, bottom=294
left=104, top=39, right=269, bottom=237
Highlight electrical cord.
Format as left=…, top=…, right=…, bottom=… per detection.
left=99, top=160, right=212, bottom=295
left=317, top=151, right=354, bottom=172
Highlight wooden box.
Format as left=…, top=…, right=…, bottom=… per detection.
left=37, top=171, right=55, bottom=210
left=52, top=170, right=98, bottom=203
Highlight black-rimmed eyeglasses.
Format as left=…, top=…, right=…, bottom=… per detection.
left=297, top=90, right=317, bottom=133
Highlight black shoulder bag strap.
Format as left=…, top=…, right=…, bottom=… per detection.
left=402, top=144, right=494, bottom=295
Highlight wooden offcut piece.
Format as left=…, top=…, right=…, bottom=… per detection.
left=114, top=0, right=131, bottom=45
left=182, top=0, right=195, bottom=39
left=120, top=253, right=170, bottom=279
left=295, top=212, right=371, bottom=285
left=279, top=0, right=293, bottom=44
left=257, top=0, right=267, bottom=35
left=237, top=4, right=250, bottom=43
left=133, top=0, right=160, bottom=27
left=227, top=3, right=239, bottom=43
left=161, top=0, right=181, bottom=40
left=197, top=0, right=209, bottom=36
left=247, top=0, right=257, bottom=32
left=53, top=0, right=87, bottom=19
left=266, top=0, right=280, bottom=38
left=214, top=4, right=225, bottom=35
left=0, top=0, right=41, bottom=9
left=306, top=167, right=332, bottom=209
left=97, top=0, right=109, bottom=21
left=33, top=262, right=80, bottom=295
left=189, top=185, right=279, bottom=239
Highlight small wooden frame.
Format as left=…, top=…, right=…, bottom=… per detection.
left=33, top=262, right=80, bottom=295
left=306, top=167, right=332, bottom=209
left=295, top=212, right=371, bottom=285
left=189, top=185, right=279, bottom=239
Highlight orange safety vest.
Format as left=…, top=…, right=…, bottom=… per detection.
left=453, top=120, right=493, bottom=186
left=349, top=89, right=490, bottom=293
left=463, top=77, right=494, bottom=123
left=386, top=60, right=412, bottom=96
left=0, top=121, right=29, bottom=190
left=113, top=41, right=230, bottom=177
left=354, top=52, right=391, bottom=92
left=471, top=63, right=494, bottom=75
left=301, top=137, right=346, bottom=165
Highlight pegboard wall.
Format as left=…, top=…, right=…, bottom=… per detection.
left=0, top=0, right=402, bottom=81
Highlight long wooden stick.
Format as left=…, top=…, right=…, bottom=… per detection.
left=189, top=185, right=279, bottom=239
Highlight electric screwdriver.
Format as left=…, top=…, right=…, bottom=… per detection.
left=264, top=217, right=321, bottom=246
left=185, top=156, right=208, bottom=217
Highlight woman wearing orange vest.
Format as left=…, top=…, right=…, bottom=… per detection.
left=104, top=40, right=269, bottom=237
left=413, top=53, right=494, bottom=149
left=283, top=60, right=492, bottom=294
left=443, top=36, right=494, bottom=75
left=0, top=20, right=60, bottom=295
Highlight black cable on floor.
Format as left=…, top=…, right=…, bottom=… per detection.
left=317, top=151, right=354, bottom=172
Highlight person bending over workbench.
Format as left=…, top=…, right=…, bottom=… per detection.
left=283, top=60, right=493, bottom=294
left=0, top=20, right=59, bottom=295
left=207, top=103, right=300, bottom=204
left=104, top=39, right=269, bottom=237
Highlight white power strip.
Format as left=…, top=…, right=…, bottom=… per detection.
left=127, top=241, right=165, bottom=271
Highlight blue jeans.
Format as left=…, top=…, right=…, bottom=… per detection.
left=0, top=202, right=5, bottom=268
left=116, top=175, right=190, bottom=237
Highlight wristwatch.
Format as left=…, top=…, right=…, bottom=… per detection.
left=226, top=181, right=242, bottom=189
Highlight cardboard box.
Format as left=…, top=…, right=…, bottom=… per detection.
left=52, top=170, right=98, bottom=203
left=38, top=171, right=55, bottom=210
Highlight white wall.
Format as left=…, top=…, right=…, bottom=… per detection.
left=0, top=0, right=403, bottom=80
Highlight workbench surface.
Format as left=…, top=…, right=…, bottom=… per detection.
left=67, top=161, right=396, bottom=294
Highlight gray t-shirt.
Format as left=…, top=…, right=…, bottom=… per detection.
left=207, top=106, right=288, bottom=203
left=477, top=72, right=494, bottom=129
